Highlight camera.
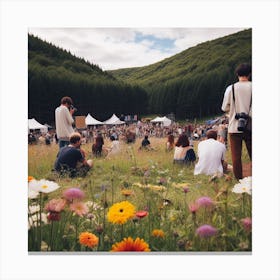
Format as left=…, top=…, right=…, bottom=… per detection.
left=69, top=105, right=77, bottom=112
left=235, top=112, right=249, bottom=131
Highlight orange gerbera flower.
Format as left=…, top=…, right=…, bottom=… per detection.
left=152, top=229, right=165, bottom=238
left=79, top=232, right=99, bottom=248
left=111, top=237, right=150, bottom=252
left=28, top=176, right=35, bottom=182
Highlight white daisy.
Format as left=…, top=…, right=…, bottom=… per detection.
left=29, top=179, right=60, bottom=193
left=232, top=177, right=252, bottom=195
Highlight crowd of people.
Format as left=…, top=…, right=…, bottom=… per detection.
left=29, top=63, right=252, bottom=180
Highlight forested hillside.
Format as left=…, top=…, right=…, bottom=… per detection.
left=109, top=29, right=252, bottom=119
left=28, top=34, right=148, bottom=124
left=28, top=29, right=251, bottom=124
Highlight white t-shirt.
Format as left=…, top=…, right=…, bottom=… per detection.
left=194, top=138, right=226, bottom=176
left=55, top=105, right=74, bottom=140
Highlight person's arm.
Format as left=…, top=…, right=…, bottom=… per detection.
left=221, top=85, right=232, bottom=112
left=63, top=106, right=74, bottom=125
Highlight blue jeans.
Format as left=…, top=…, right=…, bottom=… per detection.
left=59, top=139, right=70, bottom=149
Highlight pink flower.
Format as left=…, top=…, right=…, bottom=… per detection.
left=196, top=196, right=214, bottom=208
left=188, top=202, right=199, bottom=214
left=241, top=217, right=252, bottom=232
left=183, top=187, right=190, bottom=193
left=70, top=201, right=89, bottom=217
left=45, top=198, right=66, bottom=212
left=63, top=187, right=85, bottom=201
left=196, top=224, right=217, bottom=238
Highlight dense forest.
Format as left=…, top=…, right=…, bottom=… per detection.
left=28, top=34, right=148, bottom=124
left=28, top=29, right=251, bottom=124
left=109, top=29, right=252, bottom=119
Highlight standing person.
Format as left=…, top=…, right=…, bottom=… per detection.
left=221, top=63, right=252, bottom=179
left=55, top=96, right=75, bottom=149
left=54, top=132, right=93, bottom=177
left=194, top=130, right=227, bottom=176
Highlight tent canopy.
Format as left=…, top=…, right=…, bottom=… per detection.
left=28, top=118, right=48, bottom=133
left=85, top=114, right=103, bottom=125
left=103, top=114, right=125, bottom=125
left=150, top=116, right=172, bottom=126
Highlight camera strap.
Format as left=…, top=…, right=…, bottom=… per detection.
left=232, top=84, right=252, bottom=113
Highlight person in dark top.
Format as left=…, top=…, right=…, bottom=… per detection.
left=139, top=135, right=152, bottom=150
left=54, top=132, right=93, bottom=177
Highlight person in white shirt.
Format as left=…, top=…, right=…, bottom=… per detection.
left=194, top=129, right=227, bottom=177
left=221, top=63, right=252, bottom=179
left=55, top=96, right=75, bottom=149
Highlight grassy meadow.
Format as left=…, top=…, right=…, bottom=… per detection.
left=28, top=137, right=252, bottom=252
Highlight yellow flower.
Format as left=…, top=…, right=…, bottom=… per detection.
left=152, top=229, right=165, bottom=238
left=107, top=201, right=136, bottom=225
left=79, top=232, right=99, bottom=248
left=111, top=237, right=150, bottom=252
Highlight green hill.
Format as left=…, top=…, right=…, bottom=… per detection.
left=28, top=34, right=148, bottom=124
left=109, top=29, right=252, bottom=119
left=28, top=29, right=251, bottom=124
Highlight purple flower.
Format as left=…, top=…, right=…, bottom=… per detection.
left=63, top=187, right=85, bottom=201
left=196, top=224, right=217, bottom=238
left=183, top=187, right=190, bottom=193
left=196, top=196, right=214, bottom=208
left=241, top=217, right=252, bottom=232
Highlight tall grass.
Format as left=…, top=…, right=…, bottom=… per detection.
left=28, top=138, right=252, bottom=252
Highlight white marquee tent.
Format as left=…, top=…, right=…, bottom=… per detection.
left=150, top=116, right=172, bottom=127
left=103, top=114, right=125, bottom=125
left=28, top=118, right=48, bottom=133
left=85, top=114, right=103, bottom=126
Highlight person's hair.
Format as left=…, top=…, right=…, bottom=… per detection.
left=206, top=129, right=217, bottom=140
left=167, top=134, right=174, bottom=144
left=61, top=96, right=73, bottom=105
left=70, top=132, right=81, bottom=144
left=110, top=135, right=115, bottom=141
left=144, top=135, right=148, bottom=139
left=235, top=63, right=251, bottom=77
left=175, top=134, right=189, bottom=147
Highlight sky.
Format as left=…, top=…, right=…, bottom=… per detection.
left=28, top=28, right=246, bottom=70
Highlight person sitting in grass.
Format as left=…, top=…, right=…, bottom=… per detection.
left=194, top=129, right=227, bottom=177
left=105, top=135, right=121, bottom=158
left=139, top=135, right=152, bottom=150
left=54, top=132, right=93, bottom=177
left=173, top=133, right=196, bottom=165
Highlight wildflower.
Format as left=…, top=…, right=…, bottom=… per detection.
left=152, top=229, right=165, bottom=238
left=28, top=189, right=39, bottom=199
left=183, top=187, right=190, bottom=193
left=121, top=189, right=134, bottom=197
left=241, top=217, right=252, bottom=232
left=111, top=237, right=150, bottom=252
left=196, top=196, right=214, bottom=208
left=232, top=177, right=252, bottom=195
left=28, top=213, right=48, bottom=229
left=196, top=224, right=217, bottom=238
left=188, top=202, right=199, bottom=214
left=28, top=176, right=35, bottom=182
left=135, top=210, right=148, bottom=219
left=79, top=232, right=99, bottom=248
left=28, top=204, right=40, bottom=214
left=45, top=198, right=66, bottom=213
left=63, top=187, right=85, bottom=201
left=107, top=201, right=136, bottom=225
left=158, top=177, right=167, bottom=185
left=29, top=179, right=60, bottom=193
left=70, top=201, right=89, bottom=217
left=95, top=225, right=104, bottom=234
left=47, top=212, right=61, bottom=221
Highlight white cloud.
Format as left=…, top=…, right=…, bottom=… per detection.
left=28, top=27, right=246, bottom=70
